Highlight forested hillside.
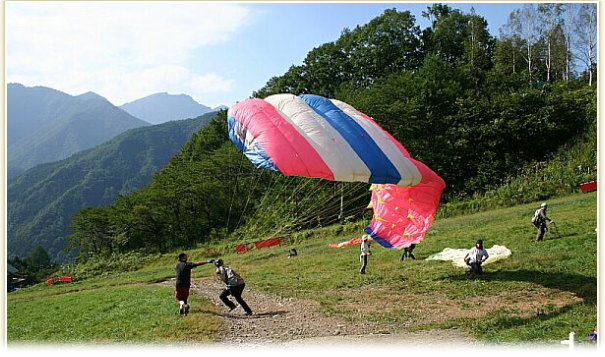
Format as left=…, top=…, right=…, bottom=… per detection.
left=67, top=4, right=596, bottom=262
left=8, top=113, right=217, bottom=262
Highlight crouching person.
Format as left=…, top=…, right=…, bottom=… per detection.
left=464, top=239, right=489, bottom=275
left=214, top=259, right=253, bottom=316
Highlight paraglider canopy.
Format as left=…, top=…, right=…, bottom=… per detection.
left=228, top=93, right=445, bottom=249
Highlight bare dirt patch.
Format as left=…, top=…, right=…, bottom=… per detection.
left=160, top=278, right=478, bottom=346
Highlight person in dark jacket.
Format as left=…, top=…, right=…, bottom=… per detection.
left=400, top=244, right=417, bottom=261
left=214, top=259, right=253, bottom=316
left=175, top=252, right=214, bottom=315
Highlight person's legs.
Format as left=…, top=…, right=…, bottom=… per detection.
left=219, top=288, right=237, bottom=311
left=359, top=254, right=368, bottom=274
left=401, top=248, right=408, bottom=261
left=475, top=263, right=483, bottom=275
left=536, top=225, right=546, bottom=241
left=175, top=286, right=190, bottom=314
left=408, top=244, right=416, bottom=260
left=231, top=284, right=252, bottom=315
left=469, top=263, right=481, bottom=274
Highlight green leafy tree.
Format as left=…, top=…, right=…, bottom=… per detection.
left=25, top=245, right=53, bottom=270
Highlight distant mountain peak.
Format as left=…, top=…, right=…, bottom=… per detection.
left=76, top=91, right=108, bottom=102
left=119, top=92, right=214, bottom=125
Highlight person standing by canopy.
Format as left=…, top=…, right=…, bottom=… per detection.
left=401, top=244, right=417, bottom=261
left=174, top=253, right=214, bottom=315
left=359, top=235, right=371, bottom=274
left=214, top=259, right=253, bottom=316
left=532, top=202, right=553, bottom=241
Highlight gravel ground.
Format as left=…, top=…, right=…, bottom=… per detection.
left=171, top=278, right=481, bottom=347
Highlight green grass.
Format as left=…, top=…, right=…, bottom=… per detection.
left=7, top=192, right=596, bottom=344
left=199, top=192, right=597, bottom=342
left=8, top=283, right=223, bottom=343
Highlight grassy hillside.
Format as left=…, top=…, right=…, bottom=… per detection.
left=8, top=192, right=596, bottom=344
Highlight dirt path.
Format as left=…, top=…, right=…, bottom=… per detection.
left=162, top=278, right=479, bottom=346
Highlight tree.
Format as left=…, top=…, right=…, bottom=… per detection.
left=464, top=7, right=494, bottom=70
left=25, top=245, right=53, bottom=270
left=561, top=3, right=578, bottom=81
left=497, top=19, right=525, bottom=75
left=422, top=5, right=493, bottom=70
left=538, top=3, right=564, bottom=82
left=67, top=207, right=116, bottom=258
left=254, top=9, right=422, bottom=97
left=574, top=3, right=597, bottom=86
left=507, top=4, right=540, bottom=83
left=341, top=9, right=422, bottom=87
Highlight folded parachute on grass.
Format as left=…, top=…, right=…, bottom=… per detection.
left=228, top=94, right=445, bottom=249
left=426, top=245, right=512, bottom=268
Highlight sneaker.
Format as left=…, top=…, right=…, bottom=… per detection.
left=179, top=306, right=185, bottom=315
left=184, top=304, right=190, bottom=315
left=245, top=311, right=253, bottom=316
left=228, top=305, right=237, bottom=312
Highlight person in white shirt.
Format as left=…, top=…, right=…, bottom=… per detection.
left=214, top=259, right=253, bottom=316
left=532, top=202, right=553, bottom=241
left=464, top=239, right=489, bottom=275
left=359, top=235, right=371, bottom=274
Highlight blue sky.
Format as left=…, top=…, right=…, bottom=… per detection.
left=6, top=1, right=526, bottom=108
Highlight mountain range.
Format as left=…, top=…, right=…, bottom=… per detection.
left=7, top=83, right=150, bottom=179
left=7, top=112, right=218, bottom=262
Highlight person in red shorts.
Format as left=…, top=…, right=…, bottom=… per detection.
left=175, top=252, right=214, bottom=315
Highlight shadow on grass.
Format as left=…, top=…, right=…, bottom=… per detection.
left=195, top=309, right=288, bottom=319
left=225, top=310, right=288, bottom=319
left=443, top=269, right=596, bottom=302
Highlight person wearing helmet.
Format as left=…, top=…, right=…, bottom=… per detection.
left=463, top=239, right=489, bottom=275
left=174, top=253, right=214, bottom=315
left=532, top=202, right=553, bottom=241
left=359, top=235, right=371, bottom=274
left=214, top=259, right=253, bottom=316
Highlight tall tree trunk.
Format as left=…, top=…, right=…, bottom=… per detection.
left=546, top=40, right=551, bottom=82
left=527, top=44, right=532, bottom=83
left=565, top=34, right=570, bottom=81
left=588, top=40, right=593, bottom=86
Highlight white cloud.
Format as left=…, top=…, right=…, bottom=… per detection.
left=6, top=1, right=250, bottom=104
